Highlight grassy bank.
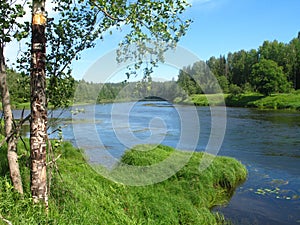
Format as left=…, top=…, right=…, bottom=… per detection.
left=0, top=102, right=58, bottom=110
left=0, top=142, right=247, bottom=225
left=0, top=102, right=30, bottom=110
left=4, top=91, right=300, bottom=111
left=226, top=92, right=300, bottom=110
left=185, top=94, right=227, bottom=106
left=185, top=91, right=300, bottom=111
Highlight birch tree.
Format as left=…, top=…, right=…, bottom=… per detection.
left=0, top=0, right=28, bottom=194
left=30, top=0, right=48, bottom=205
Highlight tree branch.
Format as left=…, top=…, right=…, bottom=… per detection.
left=91, top=1, right=126, bottom=22
left=100, top=8, right=125, bottom=22
left=0, top=114, right=30, bottom=148
left=46, top=154, right=61, bottom=166
left=0, top=214, right=12, bottom=225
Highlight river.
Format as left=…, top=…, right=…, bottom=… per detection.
left=17, top=101, right=300, bottom=224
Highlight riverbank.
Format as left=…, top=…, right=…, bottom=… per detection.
left=0, top=142, right=247, bottom=224
left=180, top=92, right=300, bottom=111
left=3, top=91, right=300, bottom=111
left=0, top=102, right=54, bottom=110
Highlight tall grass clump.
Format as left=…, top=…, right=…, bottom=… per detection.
left=118, top=144, right=247, bottom=224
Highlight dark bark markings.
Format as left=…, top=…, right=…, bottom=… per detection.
left=30, top=2, right=48, bottom=205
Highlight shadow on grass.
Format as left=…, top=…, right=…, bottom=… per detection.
left=225, top=94, right=264, bottom=107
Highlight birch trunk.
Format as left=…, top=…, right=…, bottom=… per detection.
left=0, top=41, right=23, bottom=194
left=30, top=0, right=48, bottom=206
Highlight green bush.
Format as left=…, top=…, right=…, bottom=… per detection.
left=228, top=84, right=243, bottom=95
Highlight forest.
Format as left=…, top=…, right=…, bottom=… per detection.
left=178, top=33, right=300, bottom=96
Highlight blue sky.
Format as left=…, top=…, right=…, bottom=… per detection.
left=182, top=0, right=300, bottom=58
left=6, top=0, right=300, bottom=82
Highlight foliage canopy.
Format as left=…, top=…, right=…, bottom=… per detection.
left=250, top=59, right=291, bottom=95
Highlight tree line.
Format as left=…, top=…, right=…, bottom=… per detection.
left=74, top=78, right=186, bottom=103
left=178, top=32, right=300, bottom=96
left=6, top=73, right=186, bottom=105
left=4, top=69, right=75, bottom=108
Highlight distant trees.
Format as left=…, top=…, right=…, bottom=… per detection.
left=177, top=61, right=221, bottom=95
left=4, top=69, right=74, bottom=107
left=177, top=33, right=300, bottom=96
left=288, top=33, right=300, bottom=89
left=6, top=69, right=30, bottom=104
left=74, top=79, right=186, bottom=103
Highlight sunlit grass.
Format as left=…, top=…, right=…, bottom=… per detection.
left=180, top=94, right=227, bottom=106
left=0, top=142, right=247, bottom=224
left=189, top=92, right=300, bottom=110
left=249, top=92, right=300, bottom=110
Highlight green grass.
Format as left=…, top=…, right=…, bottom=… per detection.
left=188, top=92, right=300, bottom=111
left=0, top=102, right=31, bottom=110
left=248, top=92, right=300, bottom=110
left=12, top=102, right=31, bottom=110
left=0, top=142, right=247, bottom=225
left=225, top=93, right=265, bottom=107
left=179, top=94, right=227, bottom=106
left=0, top=102, right=67, bottom=110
